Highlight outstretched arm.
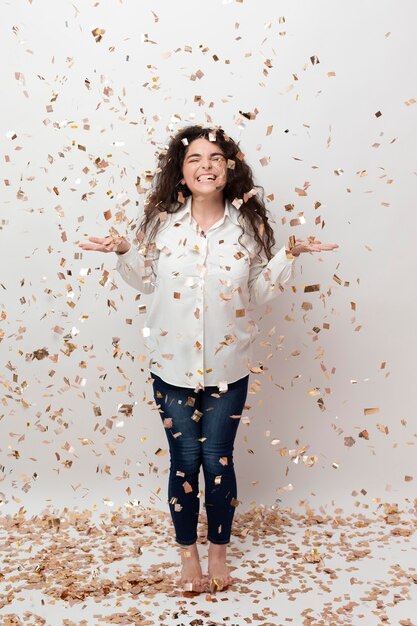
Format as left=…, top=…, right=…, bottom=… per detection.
left=248, top=235, right=339, bottom=305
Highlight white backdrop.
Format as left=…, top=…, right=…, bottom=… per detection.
left=1, top=0, right=416, bottom=516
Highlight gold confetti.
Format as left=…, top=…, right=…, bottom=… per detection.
left=91, top=27, right=105, bottom=42
left=191, top=409, right=203, bottom=422
left=364, top=407, right=379, bottom=416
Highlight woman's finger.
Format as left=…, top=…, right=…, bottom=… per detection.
left=78, top=242, right=112, bottom=252
left=88, top=236, right=107, bottom=243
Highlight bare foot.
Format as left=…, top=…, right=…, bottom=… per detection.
left=177, top=543, right=209, bottom=592
left=207, top=542, right=233, bottom=590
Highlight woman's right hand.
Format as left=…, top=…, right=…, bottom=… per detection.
left=78, top=235, right=131, bottom=255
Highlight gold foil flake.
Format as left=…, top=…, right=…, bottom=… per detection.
left=232, top=197, right=243, bottom=209
left=173, top=291, right=181, bottom=299
left=176, top=470, right=185, bottom=477
left=219, top=457, right=228, bottom=466
left=214, top=475, right=222, bottom=485
left=303, top=548, right=323, bottom=563
left=235, top=308, right=245, bottom=317
left=91, top=27, right=105, bottom=42
left=195, top=341, right=202, bottom=350
left=243, top=188, right=258, bottom=202
left=266, top=124, right=273, bottom=135
left=304, top=284, right=320, bottom=293
left=163, top=418, right=173, bottom=428
left=239, top=109, right=259, bottom=120
left=227, top=159, right=235, bottom=169
left=364, top=407, right=379, bottom=416
left=191, top=409, right=203, bottom=422
left=183, top=481, right=193, bottom=493
left=290, top=215, right=306, bottom=225
left=181, top=138, right=189, bottom=146
left=185, top=396, right=196, bottom=407
left=32, top=348, right=49, bottom=360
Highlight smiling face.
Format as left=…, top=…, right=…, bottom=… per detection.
left=181, top=137, right=228, bottom=198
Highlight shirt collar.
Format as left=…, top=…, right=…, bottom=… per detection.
left=170, top=195, right=241, bottom=226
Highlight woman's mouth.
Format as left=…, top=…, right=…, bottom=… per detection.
left=196, top=175, right=217, bottom=182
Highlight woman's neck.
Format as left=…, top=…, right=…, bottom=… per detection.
left=190, top=193, right=225, bottom=222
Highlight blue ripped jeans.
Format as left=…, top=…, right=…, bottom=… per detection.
left=150, top=372, right=249, bottom=546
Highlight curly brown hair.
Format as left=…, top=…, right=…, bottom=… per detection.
left=135, top=125, right=276, bottom=261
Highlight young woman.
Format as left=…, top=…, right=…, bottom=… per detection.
left=78, top=125, right=338, bottom=594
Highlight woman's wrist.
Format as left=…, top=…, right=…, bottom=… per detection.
left=285, top=248, right=300, bottom=258
left=115, top=240, right=131, bottom=255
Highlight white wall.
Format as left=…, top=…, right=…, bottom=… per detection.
left=1, top=0, right=416, bottom=515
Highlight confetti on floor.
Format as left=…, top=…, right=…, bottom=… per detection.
left=1, top=500, right=416, bottom=625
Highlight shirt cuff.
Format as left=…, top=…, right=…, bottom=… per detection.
left=115, top=244, right=136, bottom=264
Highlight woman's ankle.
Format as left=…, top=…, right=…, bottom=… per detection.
left=208, top=542, right=228, bottom=555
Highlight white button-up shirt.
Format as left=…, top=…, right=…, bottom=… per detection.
left=115, top=196, right=297, bottom=390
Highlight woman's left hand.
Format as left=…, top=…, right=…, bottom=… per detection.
left=289, top=237, right=339, bottom=257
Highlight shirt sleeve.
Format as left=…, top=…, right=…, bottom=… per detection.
left=114, top=241, right=160, bottom=294
left=248, top=244, right=297, bottom=305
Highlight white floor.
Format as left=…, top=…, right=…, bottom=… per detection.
left=1, top=501, right=417, bottom=626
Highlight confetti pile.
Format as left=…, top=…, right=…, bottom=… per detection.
left=0, top=501, right=417, bottom=623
